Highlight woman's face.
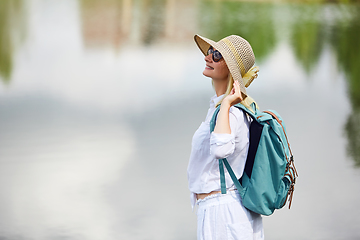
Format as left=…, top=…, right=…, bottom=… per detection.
left=203, top=47, right=229, bottom=82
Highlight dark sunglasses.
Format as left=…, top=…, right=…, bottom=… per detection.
left=207, top=46, right=223, bottom=62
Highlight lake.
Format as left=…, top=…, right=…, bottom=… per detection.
left=1, top=0, right=360, bottom=239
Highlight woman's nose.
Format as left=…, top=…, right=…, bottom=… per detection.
left=204, top=53, right=212, bottom=62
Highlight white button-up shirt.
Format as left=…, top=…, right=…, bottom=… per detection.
left=187, top=94, right=251, bottom=208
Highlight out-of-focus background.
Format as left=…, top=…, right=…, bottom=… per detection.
left=0, top=0, right=360, bottom=239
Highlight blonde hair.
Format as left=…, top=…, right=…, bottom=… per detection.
left=215, top=74, right=258, bottom=113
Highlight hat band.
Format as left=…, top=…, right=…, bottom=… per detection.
left=222, top=38, right=246, bottom=77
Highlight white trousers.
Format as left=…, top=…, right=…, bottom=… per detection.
left=196, top=191, right=264, bottom=240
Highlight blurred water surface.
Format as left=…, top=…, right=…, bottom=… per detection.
left=1, top=0, right=360, bottom=239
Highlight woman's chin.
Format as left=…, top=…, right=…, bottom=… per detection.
left=203, top=69, right=213, bottom=78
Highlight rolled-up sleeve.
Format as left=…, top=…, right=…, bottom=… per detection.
left=210, top=107, right=243, bottom=159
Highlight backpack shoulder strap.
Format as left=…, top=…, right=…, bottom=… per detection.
left=263, top=110, right=293, bottom=157
left=233, top=102, right=258, bottom=121
left=209, top=103, right=253, bottom=195
left=210, top=102, right=258, bottom=133
left=210, top=105, right=221, bottom=133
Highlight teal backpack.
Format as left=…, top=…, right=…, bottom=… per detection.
left=210, top=102, right=298, bottom=216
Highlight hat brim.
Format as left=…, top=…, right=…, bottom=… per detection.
left=194, top=34, right=247, bottom=96
left=194, top=35, right=217, bottom=56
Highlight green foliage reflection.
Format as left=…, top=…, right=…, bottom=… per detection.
left=289, top=4, right=326, bottom=74
left=197, top=1, right=360, bottom=166
left=0, top=0, right=14, bottom=82
left=0, top=0, right=25, bottom=83
left=330, top=5, right=360, bottom=167
left=197, top=1, right=276, bottom=62
left=345, top=111, right=360, bottom=167
left=140, top=0, right=166, bottom=45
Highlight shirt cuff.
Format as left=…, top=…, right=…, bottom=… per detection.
left=210, top=132, right=235, bottom=146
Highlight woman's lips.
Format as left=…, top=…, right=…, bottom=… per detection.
left=206, top=65, right=214, bottom=70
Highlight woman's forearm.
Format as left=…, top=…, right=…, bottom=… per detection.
left=213, top=102, right=231, bottom=134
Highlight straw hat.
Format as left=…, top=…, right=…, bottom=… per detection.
left=194, top=34, right=259, bottom=97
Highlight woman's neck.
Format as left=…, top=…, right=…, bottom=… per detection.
left=213, top=78, right=228, bottom=97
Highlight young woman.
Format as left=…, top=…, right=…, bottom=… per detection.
left=187, top=35, right=264, bottom=240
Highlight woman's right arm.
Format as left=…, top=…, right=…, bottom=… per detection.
left=213, top=80, right=243, bottom=135
left=211, top=81, right=244, bottom=159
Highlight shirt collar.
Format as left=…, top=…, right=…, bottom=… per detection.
left=210, top=94, right=225, bottom=108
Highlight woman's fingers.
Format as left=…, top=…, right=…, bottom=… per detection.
left=234, top=81, right=240, bottom=93
left=224, top=81, right=243, bottom=106
left=233, top=81, right=240, bottom=95
left=233, top=81, right=243, bottom=101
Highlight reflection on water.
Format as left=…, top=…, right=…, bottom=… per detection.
left=1, top=1, right=360, bottom=239
left=0, top=0, right=26, bottom=82
left=197, top=1, right=360, bottom=165
left=198, top=1, right=276, bottom=62
left=346, top=110, right=360, bottom=167
left=80, top=0, right=196, bottom=48
left=330, top=6, right=360, bottom=166
left=80, top=0, right=130, bottom=48
left=289, top=4, right=325, bottom=73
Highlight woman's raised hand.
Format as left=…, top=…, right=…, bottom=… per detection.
left=223, top=80, right=243, bottom=107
